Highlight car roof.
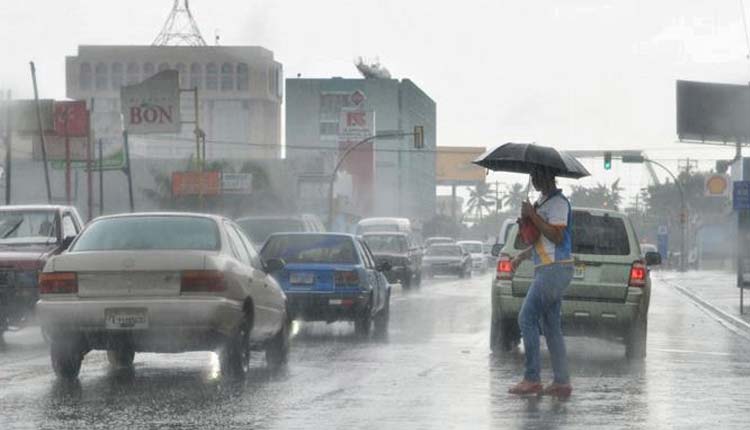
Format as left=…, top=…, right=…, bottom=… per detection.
left=267, top=232, right=355, bottom=239
left=357, top=217, right=410, bottom=226
left=0, top=205, right=73, bottom=212
left=457, top=240, right=483, bottom=245
left=427, top=236, right=453, bottom=240
left=572, top=207, right=627, bottom=218
left=362, top=231, right=408, bottom=237
left=90, top=212, right=227, bottom=223
left=236, top=214, right=305, bottom=221
left=430, top=243, right=461, bottom=248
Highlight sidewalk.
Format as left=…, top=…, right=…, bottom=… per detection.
left=655, top=270, right=750, bottom=333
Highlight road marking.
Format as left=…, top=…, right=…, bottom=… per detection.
left=650, top=348, right=732, bottom=356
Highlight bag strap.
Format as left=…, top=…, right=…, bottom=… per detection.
left=534, top=189, right=561, bottom=210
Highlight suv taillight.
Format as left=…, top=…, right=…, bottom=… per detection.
left=181, top=270, right=226, bottom=292
left=496, top=254, right=514, bottom=281
left=629, top=261, right=647, bottom=288
left=39, top=272, right=78, bottom=294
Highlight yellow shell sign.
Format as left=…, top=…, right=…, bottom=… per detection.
left=705, top=174, right=729, bottom=197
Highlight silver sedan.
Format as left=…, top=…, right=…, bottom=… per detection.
left=37, top=212, right=289, bottom=379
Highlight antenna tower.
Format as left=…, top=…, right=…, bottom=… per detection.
left=152, top=0, right=207, bottom=46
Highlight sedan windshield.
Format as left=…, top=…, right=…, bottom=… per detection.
left=72, top=216, right=220, bottom=251
left=460, top=243, right=483, bottom=254
left=427, top=246, right=462, bottom=257
left=261, top=235, right=358, bottom=264
left=237, top=217, right=305, bottom=244
left=0, top=210, right=57, bottom=244
left=364, top=235, right=408, bottom=253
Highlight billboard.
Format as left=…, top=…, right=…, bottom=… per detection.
left=53, top=101, right=89, bottom=137
left=338, top=109, right=375, bottom=216
left=436, top=146, right=487, bottom=185
left=121, top=70, right=181, bottom=134
left=172, top=171, right=221, bottom=196
left=676, top=80, right=750, bottom=143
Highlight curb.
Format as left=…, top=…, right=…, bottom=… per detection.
left=660, top=276, right=750, bottom=340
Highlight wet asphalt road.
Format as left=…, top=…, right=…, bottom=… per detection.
left=2, top=271, right=750, bottom=429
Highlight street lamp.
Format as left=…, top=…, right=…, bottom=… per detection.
left=327, top=127, right=424, bottom=230
left=622, top=153, right=688, bottom=272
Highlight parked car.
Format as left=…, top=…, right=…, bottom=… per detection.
left=424, top=236, right=455, bottom=247
left=0, top=205, right=84, bottom=337
left=490, top=208, right=661, bottom=360
left=362, top=231, right=423, bottom=289
left=355, top=217, right=412, bottom=235
left=457, top=240, right=488, bottom=273
left=237, top=214, right=325, bottom=248
left=37, top=213, right=290, bottom=379
left=423, top=244, right=472, bottom=279
left=261, top=233, right=390, bottom=336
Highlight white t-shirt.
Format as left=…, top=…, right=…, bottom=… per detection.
left=532, top=191, right=573, bottom=266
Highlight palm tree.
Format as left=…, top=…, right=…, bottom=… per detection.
left=503, top=183, right=527, bottom=214
left=466, top=182, right=494, bottom=221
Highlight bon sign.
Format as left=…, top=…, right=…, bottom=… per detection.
left=121, top=70, right=181, bottom=134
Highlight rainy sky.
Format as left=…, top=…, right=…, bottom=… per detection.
left=1, top=0, right=749, bottom=195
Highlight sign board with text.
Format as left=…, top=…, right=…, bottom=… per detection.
left=53, top=100, right=89, bottom=137
left=172, top=171, right=221, bottom=196
left=121, top=70, right=181, bottom=134
left=733, top=181, right=750, bottom=210
left=222, top=173, right=253, bottom=194
left=436, top=146, right=487, bottom=185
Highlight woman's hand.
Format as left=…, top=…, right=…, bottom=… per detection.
left=521, top=200, right=535, bottom=218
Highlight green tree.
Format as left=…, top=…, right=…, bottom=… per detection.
left=569, top=179, right=624, bottom=211
left=503, top=183, right=527, bottom=214
left=465, top=182, right=494, bottom=221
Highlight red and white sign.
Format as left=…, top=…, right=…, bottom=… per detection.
left=53, top=101, right=89, bottom=137
left=121, top=70, right=181, bottom=134
left=172, top=171, right=221, bottom=196
left=350, top=90, right=366, bottom=106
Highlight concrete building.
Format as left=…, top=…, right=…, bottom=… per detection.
left=66, top=45, right=283, bottom=159
left=286, top=77, right=436, bottom=224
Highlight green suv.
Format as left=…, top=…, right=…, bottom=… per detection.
left=490, top=208, right=661, bottom=360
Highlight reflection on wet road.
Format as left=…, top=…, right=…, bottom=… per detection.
left=2, top=272, right=750, bottom=429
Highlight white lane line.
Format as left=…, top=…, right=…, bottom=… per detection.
left=650, top=348, right=732, bottom=356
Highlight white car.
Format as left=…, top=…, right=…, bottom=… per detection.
left=37, top=213, right=289, bottom=379
left=457, top=240, right=488, bottom=273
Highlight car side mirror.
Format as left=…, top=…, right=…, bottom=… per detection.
left=377, top=261, right=392, bottom=272
left=61, top=235, right=76, bottom=251
left=645, top=252, right=661, bottom=266
left=491, top=243, right=503, bottom=257
left=264, top=258, right=285, bottom=273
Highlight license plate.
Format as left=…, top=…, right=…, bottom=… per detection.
left=105, top=308, right=148, bottom=330
left=574, top=264, right=586, bottom=279
left=290, top=272, right=315, bottom=285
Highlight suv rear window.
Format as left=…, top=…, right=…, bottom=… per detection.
left=514, top=211, right=630, bottom=256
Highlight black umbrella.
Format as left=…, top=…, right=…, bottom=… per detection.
left=473, top=143, right=590, bottom=179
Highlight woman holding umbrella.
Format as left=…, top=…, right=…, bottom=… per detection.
left=474, top=143, right=589, bottom=398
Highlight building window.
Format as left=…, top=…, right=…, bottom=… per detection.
left=95, top=62, right=108, bottom=90
left=158, top=62, right=170, bottom=72
left=79, top=63, right=92, bottom=90
left=175, top=63, right=187, bottom=87
left=126, top=62, right=140, bottom=85
left=143, top=62, right=155, bottom=79
left=206, top=63, right=218, bottom=90
left=190, top=63, right=202, bottom=89
left=237, top=63, right=249, bottom=91
left=221, top=62, right=234, bottom=91
left=111, top=62, right=124, bottom=89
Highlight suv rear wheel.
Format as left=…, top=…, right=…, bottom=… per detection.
left=625, top=313, right=647, bottom=360
left=266, top=317, right=290, bottom=368
left=490, top=317, right=521, bottom=353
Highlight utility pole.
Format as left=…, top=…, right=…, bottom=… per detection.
left=30, top=62, right=52, bottom=203
left=3, top=90, right=11, bottom=205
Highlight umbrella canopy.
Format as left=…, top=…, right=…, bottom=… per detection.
left=473, top=143, right=590, bottom=179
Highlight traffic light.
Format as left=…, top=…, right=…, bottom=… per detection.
left=413, top=125, right=424, bottom=149
left=604, top=151, right=612, bottom=170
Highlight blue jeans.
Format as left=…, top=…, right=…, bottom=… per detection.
left=518, top=263, right=574, bottom=384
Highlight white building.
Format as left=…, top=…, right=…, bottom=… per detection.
left=66, top=45, right=283, bottom=160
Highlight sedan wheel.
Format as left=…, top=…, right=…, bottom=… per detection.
left=374, top=292, right=390, bottom=338
left=221, top=318, right=251, bottom=376
left=354, top=313, right=372, bottom=337
left=107, top=347, right=135, bottom=369
left=51, top=339, right=85, bottom=379
left=266, top=317, right=290, bottom=368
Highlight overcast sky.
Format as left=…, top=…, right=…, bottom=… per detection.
left=2, top=0, right=750, bottom=200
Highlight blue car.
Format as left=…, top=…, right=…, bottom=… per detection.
left=260, top=233, right=391, bottom=336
